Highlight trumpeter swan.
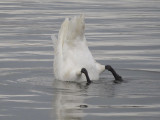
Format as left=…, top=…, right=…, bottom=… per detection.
left=52, top=15, right=122, bottom=84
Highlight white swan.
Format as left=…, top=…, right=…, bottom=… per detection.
left=52, top=15, right=122, bottom=83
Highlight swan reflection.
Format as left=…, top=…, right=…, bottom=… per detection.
left=53, top=79, right=115, bottom=120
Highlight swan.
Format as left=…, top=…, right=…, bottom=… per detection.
left=52, top=15, right=122, bottom=84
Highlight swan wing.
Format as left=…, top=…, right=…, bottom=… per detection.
left=51, top=33, right=64, bottom=79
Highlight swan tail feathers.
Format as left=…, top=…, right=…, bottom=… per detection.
left=58, top=18, right=69, bottom=42
left=52, top=18, right=70, bottom=80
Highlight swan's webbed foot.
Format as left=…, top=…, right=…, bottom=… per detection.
left=105, top=65, right=123, bottom=82
left=81, top=68, right=92, bottom=84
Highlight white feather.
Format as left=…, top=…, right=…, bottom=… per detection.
left=52, top=15, right=105, bottom=81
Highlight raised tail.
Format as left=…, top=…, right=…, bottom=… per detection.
left=51, top=15, right=86, bottom=80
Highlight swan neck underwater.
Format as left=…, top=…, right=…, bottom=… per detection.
left=52, top=15, right=123, bottom=83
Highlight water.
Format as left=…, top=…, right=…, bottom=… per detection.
left=0, top=0, right=160, bottom=120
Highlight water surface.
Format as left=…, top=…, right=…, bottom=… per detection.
left=0, top=0, right=160, bottom=120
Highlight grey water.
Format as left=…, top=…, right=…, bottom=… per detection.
left=0, top=0, right=160, bottom=120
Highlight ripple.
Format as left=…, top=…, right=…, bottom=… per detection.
left=0, top=0, right=160, bottom=120
left=86, top=112, right=160, bottom=117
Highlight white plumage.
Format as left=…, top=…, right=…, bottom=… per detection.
left=52, top=15, right=105, bottom=82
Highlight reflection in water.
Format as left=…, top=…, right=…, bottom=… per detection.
left=55, top=84, right=85, bottom=120
left=53, top=80, right=115, bottom=120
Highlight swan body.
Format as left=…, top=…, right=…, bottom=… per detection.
left=52, top=15, right=105, bottom=81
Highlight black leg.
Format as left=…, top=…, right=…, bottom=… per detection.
left=105, top=65, right=123, bottom=82
left=81, top=68, right=92, bottom=84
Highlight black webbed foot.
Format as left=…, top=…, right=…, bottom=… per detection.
left=81, top=68, right=92, bottom=84
left=113, top=75, right=123, bottom=84
left=105, top=65, right=123, bottom=82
